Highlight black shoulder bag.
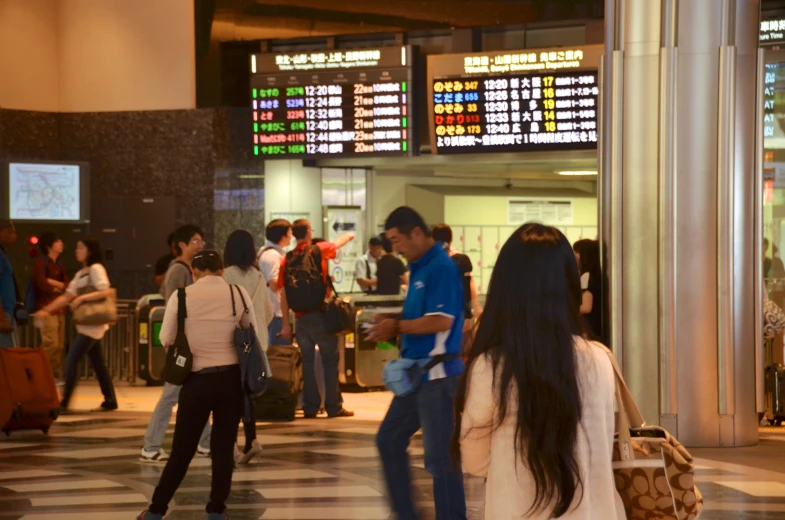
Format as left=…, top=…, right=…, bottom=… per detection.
left=162, top=288, right=193, bottom=385
left=230, top=284, right=269, bottom=400
left=323, top=276, right=355, bottom=335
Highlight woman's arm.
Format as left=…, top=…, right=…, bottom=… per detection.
left=74, top=288, right=114, bottom=304
left=36, top=292, right=75, bottom=316
left=580, top=291, right=593, bottom=315
left=460, top=356, right=495, bottom=477
left=469, top=277, right=482, bottom=319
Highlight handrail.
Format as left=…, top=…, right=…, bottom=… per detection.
left=658, top=44, right=678, bottom=416
left=755, top=48, right=766, bottom=414
left=717, top=43, right=737, bottom=416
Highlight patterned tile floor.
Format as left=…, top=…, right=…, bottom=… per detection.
left=1, top=383, right=785, bottom=519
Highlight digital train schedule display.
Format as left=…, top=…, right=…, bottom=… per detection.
left=250, top=47, right=414, bottom=158
left=428, top=47, right=601, bottom=155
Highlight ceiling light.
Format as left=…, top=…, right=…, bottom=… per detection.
left=556, top=170, right=597, bottom=176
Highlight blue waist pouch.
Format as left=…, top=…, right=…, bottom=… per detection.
left=383, top=354, right=459, bottom=397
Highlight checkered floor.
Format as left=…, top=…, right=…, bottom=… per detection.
left=1, top=384, right=785, bottom=519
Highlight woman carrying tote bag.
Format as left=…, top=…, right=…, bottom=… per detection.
left=223, top=229, right=274, bottom=464
left=35, top=237, right=118, bottom=414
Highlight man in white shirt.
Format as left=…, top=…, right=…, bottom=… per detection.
left=258, top=219, right=292, bottom=346
left=354, top=236, right=383, bottom=293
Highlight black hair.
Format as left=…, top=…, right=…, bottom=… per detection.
left=192, top=250, right=224, bottom=273
left=79, top=236, right=104, bottom=266
left=380, top=234, right=394, bottom=254
left=292, top=219, right=310, bottom=241
left=167, top=232, right=175, bottom=247
left=173, top=225, right=204, bottom=256
left=573, top=239, right=600, bottom=275
left=38, top=231, right=60, bottom=256
left=312, top=238, right=324, bottom=245
left=224, top=229, right=256, bottom=272
left=452, top=223, right=584, bottom=518
left=369, top=236, right=383, bottom=247
left=384, top=206, right=431, bottom=237
left=432, top=223, right=453, bottom=245
left=266, top=219, right=292, bottom=244
left=0, top=220, right=13, bottom=231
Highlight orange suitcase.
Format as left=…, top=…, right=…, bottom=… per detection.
left=0, top=347, right=60, bottom=435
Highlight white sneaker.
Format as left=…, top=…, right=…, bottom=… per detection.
left=140, top=448, right=169, bottom=463
left=196, top=445, right=211, bottom=458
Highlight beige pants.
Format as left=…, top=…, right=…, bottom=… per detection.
left=40, top=314, right=66, bottom=379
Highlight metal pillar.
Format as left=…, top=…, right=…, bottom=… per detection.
left=602, top=0, right=760, bottom=447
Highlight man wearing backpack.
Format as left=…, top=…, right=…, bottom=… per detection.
left=141, top=224, right=212, bottom=463
left=279, top=218, right=355, bottom=418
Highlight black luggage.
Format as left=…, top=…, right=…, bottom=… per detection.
left=765, top=363, right=785, bottom=425
left=254, top=344, right=303, bottom=421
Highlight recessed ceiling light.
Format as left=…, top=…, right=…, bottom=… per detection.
left=556, top=170, right=597, bottom=176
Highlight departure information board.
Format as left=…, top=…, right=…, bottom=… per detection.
left=250, top=46, right=414, bottom=159
left=427, top=46, right=602, bottom=155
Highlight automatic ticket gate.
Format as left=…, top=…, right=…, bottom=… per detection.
left=339, top=294, right=404, bottom=390
left=136, top=294, right=166, bottom=386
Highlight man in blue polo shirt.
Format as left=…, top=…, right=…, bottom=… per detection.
left=368, top=206, right=466, bottom=520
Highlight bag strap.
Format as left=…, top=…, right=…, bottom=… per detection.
left=423, top=353, right=460, bottom=371
left=251, top=273, right=264, bottom=300
left=175, top=288, right=188, bottom=346
left=229, top=284, right=250, bottom=318
left=596, top=342, right=645, bottom=461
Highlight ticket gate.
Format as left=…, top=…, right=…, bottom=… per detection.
left=136, top=294, right=166, bottom=386
left=339, top=294, right=403, bottom=391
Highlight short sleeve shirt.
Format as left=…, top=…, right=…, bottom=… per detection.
left=259, top=243, right=285, bottom=317
left=67, top=263, right=111, bottom=340
left=401, top=243, right=465, bottom=380
left=376, top=255, right=406, bottom=295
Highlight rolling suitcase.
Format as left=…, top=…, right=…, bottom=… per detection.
left=0, top=347, right=60, bottom=435
left=254, top=344, right=303, bottom=421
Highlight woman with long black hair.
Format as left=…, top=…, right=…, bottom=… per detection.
left=452, top=223, right=622, bottom=519
left=35, top=237, right=117, bottom=414
left=223, top=229, right=273, bottom=464
left=573, top=238, right=604, bottom=343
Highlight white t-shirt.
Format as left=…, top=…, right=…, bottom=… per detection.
left=66, top=264, right=111, bottom=340
left=581, top=271, right=590, bottom=291
left=354, top=253, right=378, bottom=292
left=258, top=243, right=285, bottom=318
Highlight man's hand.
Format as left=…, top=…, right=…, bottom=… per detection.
left=365, top=318, right=398, bottom=342
left=280, top=323, right=292, bottom=341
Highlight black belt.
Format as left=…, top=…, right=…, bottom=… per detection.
left=193, top=364, right=238, bottom=375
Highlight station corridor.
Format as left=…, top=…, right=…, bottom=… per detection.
left=0, top=384, right=781, bottom=519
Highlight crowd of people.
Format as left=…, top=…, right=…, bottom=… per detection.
left=0, top=210, right=617, bottom=519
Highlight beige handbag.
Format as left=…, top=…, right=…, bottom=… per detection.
left=72, top=267, right=117, bottom=326
left=603, top=347, right=703, bottom=520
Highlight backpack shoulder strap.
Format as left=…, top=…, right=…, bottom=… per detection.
left=177, top=287, right=187, bottom=324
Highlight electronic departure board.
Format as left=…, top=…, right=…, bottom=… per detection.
left=250, top=46, right=414, bottom=159
left=427, top=46, right=602, bottom=155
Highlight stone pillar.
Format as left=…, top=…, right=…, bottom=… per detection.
left=602, top=0, right=760, bottom=447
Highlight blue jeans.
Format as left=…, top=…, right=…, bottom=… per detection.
left=0, top=332, right=14, bottom=347
left=268, top=316, right=289, bottom=346
left=376, top=376, right=467, bottom=520
left=60, top=334, right=117, bottom=410
left=294, top=311, right=342, bottom=416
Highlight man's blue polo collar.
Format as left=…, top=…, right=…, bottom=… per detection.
left=410, top=242, right=441, bottom=269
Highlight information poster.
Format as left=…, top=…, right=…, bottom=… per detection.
left=250, top=47, right=414, bottom=159
left=508, top=198, right=574, bottom=226
left=325, top=206, right=364, bottom=293
left=428, top=46, right=601, bottom=155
